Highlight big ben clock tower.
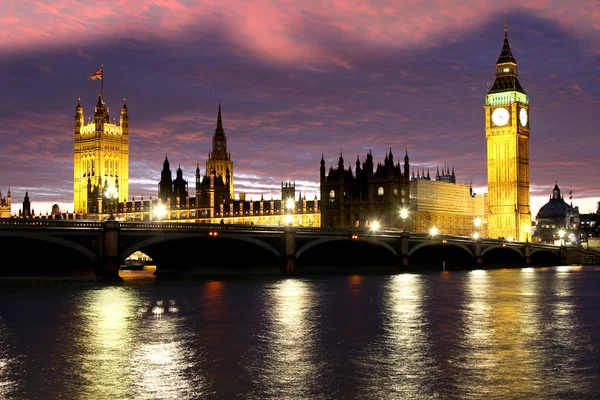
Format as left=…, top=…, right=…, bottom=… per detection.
left=485, top=25, right=531, bottom=241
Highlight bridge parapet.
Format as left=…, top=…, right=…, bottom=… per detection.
left=0, top=220, right=564, bottom=280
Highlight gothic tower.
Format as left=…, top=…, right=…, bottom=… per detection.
left=73, top=95, right=129, bottom=214
left=206, top=104, right=234, bottom=200
left=485, top=25, right=531, bottom=240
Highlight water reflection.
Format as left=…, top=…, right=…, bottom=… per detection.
left=0, top=317, right=21, bottom=398
left=460, top=269, right=549, bottom=398
left=130, top=297, right=203, bottom=399
left=251, top=279, right=321, bottom=399
left=356, top=274, right=434, bottom=399
left=75, top=287, right=203, bottom=400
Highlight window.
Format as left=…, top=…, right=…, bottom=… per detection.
left=393, top=188, right=398, bottom=196
left=378, top=187, right=384, bottom=196
left=329, top=190, right=335, bottom=199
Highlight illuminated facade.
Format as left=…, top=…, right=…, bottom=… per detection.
left=485, top=25, right=531, bottom=241
left=320, top=150, right=411, bottom=228
left=410, top=179, right=488, bottom=237
left=75, top=105, right=320, bottom=226
left=0, top=189, right=11, bottom=218
left=73, top=95, right=129, bottom=214
left=206, top=104, right=234, bottom=200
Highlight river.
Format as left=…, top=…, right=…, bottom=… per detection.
left=1, top=266, right=599, bottom=399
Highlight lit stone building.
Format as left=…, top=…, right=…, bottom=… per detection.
left=319, top=149, right=411, bottom=228
left=73, top=95, right=129, bottom=214
left=72, top=104, right=320, bottom=226
left=485, top=25, right=531, bottom=241
left=319, top=148, right=488, bottom=236
left=409, top=179, right=488, bottom=237
left=0, top=189, right=11, bottom=218
left=533, top=183, right=580, bottom=243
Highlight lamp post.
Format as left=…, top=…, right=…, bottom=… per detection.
left=524, top=224, right=530, bottom=243
left=285, top=198, right=295, bottom=226
left=400, top=208, right=408, bottom=232
left=558, top=229, right=565, bottom=247
left=430, top=227, right=438, bottom=238
left=104, top=187, right=118, bottom=220
left=473, top=217, right=481, bottom=239
left=154, top=203, right=167, bottom=221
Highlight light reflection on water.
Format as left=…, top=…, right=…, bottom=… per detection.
left=248, top=279, right=322, bottom=400
left=0, top=267, right=599, bottom=399
left=355, top=273, right=434, bottom=399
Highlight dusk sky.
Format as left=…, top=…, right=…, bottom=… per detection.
left=1, top=0, right=599, bottom=218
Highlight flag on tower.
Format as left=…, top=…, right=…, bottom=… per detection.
left=89, top=67, right=103, bottom=80
left=569, top=190, right=572, bottom=200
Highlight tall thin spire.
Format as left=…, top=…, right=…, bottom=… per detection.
left=497, top=23, right=516, bottom=64
left=216, top=103, right=223, bottom=135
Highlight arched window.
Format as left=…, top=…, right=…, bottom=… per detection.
left=329, top=190, right=335, bottom=199
left=378, top=187, right=384, bottom=196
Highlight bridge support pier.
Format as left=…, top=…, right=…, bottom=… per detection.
left=283, top=227, right=297, bottom=274
left=475, top=240, right=482, bottom=264
left=99, top=220, right=123, bottom=281
left=525, top=242, right=531, bottom=265
left=400, top=231, right=410, bottom=267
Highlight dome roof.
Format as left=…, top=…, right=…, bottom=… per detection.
left=535, top=183, right=571, bottom=219
left=536, top=198, right=570, bottom=219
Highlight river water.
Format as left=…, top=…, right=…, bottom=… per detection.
left=1, top=266, right=599, bottom=400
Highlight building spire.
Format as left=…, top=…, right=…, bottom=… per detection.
left=497, top=23, right=516, bottom=64
left=216, top=103, right=224, bottom=135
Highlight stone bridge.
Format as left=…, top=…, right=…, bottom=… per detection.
left=0, top=219, right=563, bottom=280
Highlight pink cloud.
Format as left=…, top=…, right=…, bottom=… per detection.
left=3, top=0, right=600, bottom=66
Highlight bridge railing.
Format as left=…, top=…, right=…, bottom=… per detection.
left=0, top=219, right=562, bottom=250
left=0, top=218, right=104, bottom=229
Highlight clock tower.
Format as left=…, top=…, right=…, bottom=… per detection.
left=485, top=25, right=531, bottom=241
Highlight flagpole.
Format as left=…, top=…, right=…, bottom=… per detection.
left=101, top=64, right=104, bottom=101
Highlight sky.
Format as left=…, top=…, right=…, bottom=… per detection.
left=1, top=0, right=600, bottom=219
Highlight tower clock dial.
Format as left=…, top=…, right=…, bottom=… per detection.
left=519, top=108, right=528, bottom=127
left=491, top=107, right=510, bottom=126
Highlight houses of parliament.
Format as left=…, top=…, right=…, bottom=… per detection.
left=6, top=27, right=588, bottom=241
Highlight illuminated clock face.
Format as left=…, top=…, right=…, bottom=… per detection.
left=519, top=108, right=528, bottom=127
left=491, top=107, right=510, bottom=126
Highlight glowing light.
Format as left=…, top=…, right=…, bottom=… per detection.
left=558, top=229, right=565, bottom=238
left=370, top=221, right=380, bottom=231
left=474, top=217, right=481, bottom=227
left=473, top=232, right=479, bottom=240
left=285, top=214, right=292, bottom=225
left=351, top=234, right=358, bottom=239
left=104, top=186, right=118, bottom=199
left=154, top=204, right=167, bottom=219
left=400, top=208, right=408, bottom=219
left=507, top=236, right=514, bottom=242
left=285, top=198, right=295, bottom=211
left=430, top=227, right=438, bottom=237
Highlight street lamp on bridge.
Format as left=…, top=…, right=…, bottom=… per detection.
left=473, top=217, right=481, bottom=239
left=285, top=198, right=295, bottom=226
left=104, top=187, right=118, bottom=220
left=400, top=208, right=408, bottom=232
left=524, top=224, right=530, bottom=243
left=558, top=229, right=565, bottom=247
left=154, top=204, right=167, bottom=221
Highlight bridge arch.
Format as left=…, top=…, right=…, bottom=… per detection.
left=408, top=242, right=474, bottom=258
left=120, top=232, right=281, bottom=263
left=296, top=236, right=397, bottom=259
left=480, top=245, right=523, bottom=258
left=0, top=231, right=100, bottom=263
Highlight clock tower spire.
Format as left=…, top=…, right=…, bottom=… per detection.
left=485, top=25, right=531, bottom=241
